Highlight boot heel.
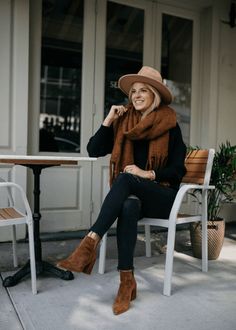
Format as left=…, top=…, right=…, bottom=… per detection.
left=83, top=255, right=96, bottom=274
left=131, top=287, right=137, bottom=301
left=57, top=236, right=98, bottom=273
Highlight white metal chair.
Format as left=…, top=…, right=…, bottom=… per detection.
left=98, top=149, right=215, bottom=296
left=0, top=180, right=37, bottom=294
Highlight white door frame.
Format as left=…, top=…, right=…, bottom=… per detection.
left=28, top=0, right=95, bottom=233
left=27, top=0, right=204, bottom=233
left=0, top=0, right=30, bottom=241
left=91, top=0, right=202, bottom=221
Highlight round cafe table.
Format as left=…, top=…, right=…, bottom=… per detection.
left=0, top=155, right=96, bottom=287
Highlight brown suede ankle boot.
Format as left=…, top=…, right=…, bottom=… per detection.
left=57, top=236, right=99, bottom=274
left=113, top=271, right=137, bottom=315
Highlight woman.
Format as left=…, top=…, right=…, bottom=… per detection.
left=57, top=66, right=187, bottom=315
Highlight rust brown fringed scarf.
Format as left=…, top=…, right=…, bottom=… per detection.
left=110, top=105, right=177, bottom=185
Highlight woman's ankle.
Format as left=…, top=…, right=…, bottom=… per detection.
left=87, top=231, right=101, bottom=243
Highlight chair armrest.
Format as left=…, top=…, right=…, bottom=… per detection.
left=168, top=183, right=215, bottom=222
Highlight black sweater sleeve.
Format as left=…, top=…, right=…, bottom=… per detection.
left=154, top=124, right=187, bottom=188
left=87, top=125, right=114, bottom=157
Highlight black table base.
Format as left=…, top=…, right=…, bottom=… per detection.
left=3, top=260, right=74, bottom=287
left=3, top=163, right=75, bottom=289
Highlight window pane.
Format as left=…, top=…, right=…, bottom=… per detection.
left=104, top=2, right=144, bottom=117
left=161, top=14, right=193, bottom=145
left=39, top=0, right=84, bottom=153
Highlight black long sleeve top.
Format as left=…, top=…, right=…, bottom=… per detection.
left=87, top=123, right=187, bottom=189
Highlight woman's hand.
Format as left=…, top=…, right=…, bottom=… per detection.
left=103, top=105, right=128, bottom=126
left=124, top=165, right=155, bottom=180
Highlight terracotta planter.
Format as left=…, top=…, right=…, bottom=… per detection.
left=190, top=219, right=225, bottom=260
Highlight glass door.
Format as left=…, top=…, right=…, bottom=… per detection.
left=91, top=0, right=154, bottom=222
left=161, top=13, right=193, bottom=145
left=29, top=0, right=200, bottom=232
left=156, top=4, right=200, bottom=213
left=29, top=0, right=94, bottom=234
left=103, top=1, right=144, bottom=116
left=91, top=1, right=199, bottom=221
left=39, top=0, right=84, bottom=153
left=156, top=4, right=200, bottom=146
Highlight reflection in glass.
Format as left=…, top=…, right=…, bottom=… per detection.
left=39, top=0, right=84, bottom=152
left=161, top=14, right=193, bottom=144
left=104, top=2, right=144, bottom=117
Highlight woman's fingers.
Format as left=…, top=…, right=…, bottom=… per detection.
left=103, top=105, right=128, bottom=126
left=112, top=105, right=127, bottom=117
left=114, top=107, right=123, bottom=116
left=124, top=165, right=138, bottom=174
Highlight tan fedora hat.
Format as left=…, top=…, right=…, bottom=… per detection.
left=118, top=66, right=173, bottom=105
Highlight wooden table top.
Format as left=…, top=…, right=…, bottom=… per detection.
left=0, top=155, right=97, bottom=166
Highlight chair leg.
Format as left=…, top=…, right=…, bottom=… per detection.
left=98, top=232, right=107, bottom=274
left=28, top=220, right=37, bottom=294
left=145, top=225, right=151, bottom=257
left=201, top=190, right=208, bottom=272
left=201, top=219, right=208, bottom=272
left=12, top=225, right=18, bottom=267
left=163, top=221, right=176, bottom=296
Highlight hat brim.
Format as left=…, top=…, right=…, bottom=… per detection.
left=118, top=74, right=173, bottom=105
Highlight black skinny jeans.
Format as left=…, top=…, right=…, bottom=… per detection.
left=90, top=173, right=177, bottom=270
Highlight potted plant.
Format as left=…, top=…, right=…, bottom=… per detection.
left=190, top=141, right=236, bottom=259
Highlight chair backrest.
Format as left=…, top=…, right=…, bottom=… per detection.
left=182, top=149, right=215, bottom=185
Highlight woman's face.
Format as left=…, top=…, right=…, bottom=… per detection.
left=130, top=82, right=154, bottom=112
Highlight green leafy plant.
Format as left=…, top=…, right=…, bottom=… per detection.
left=208, top=141, right=236, bottom=220
left=190, top=141, right=236, bottom=220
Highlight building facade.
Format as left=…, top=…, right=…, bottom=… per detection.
left=0, top=0, right=235, bottom=241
